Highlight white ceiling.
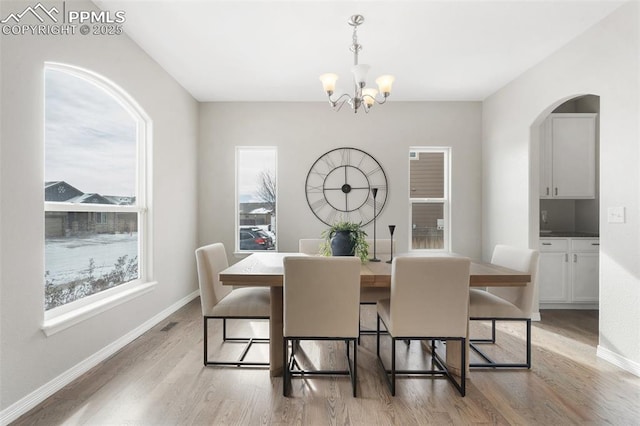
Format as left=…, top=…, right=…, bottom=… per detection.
left=93, top=1, right=624, bottom=102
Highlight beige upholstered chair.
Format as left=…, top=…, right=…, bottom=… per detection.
left=299, top=238, right=392, bottom=339
left=195, top=243, right=270, bottom=367
left=298, top=238, right=324, bottom=255
left=469, top=244, right=539, bottom=368
left=376, top=256, right=470, bottom=396
left=283, top=256, right=361, bottom=397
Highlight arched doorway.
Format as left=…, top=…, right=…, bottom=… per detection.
left=529, top=95, right=600, bottom=320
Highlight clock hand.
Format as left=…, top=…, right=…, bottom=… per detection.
left=324, top=186, right=369, bottom=191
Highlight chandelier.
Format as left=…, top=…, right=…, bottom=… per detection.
left=319, top=15, right=395, bottom=114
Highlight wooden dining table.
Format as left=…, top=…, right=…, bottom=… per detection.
left=219, top=252, right=531, bottom=377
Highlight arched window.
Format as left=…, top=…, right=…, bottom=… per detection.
left=44, top=63, right=150, bottom=317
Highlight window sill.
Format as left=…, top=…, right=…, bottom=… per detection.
left=42, top=281, right=157, bottom=337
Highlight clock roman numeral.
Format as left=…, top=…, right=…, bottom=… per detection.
left=341, top=148, right=351, bottom=166
left=320, top=155, right=336, bottom=170
left=365, top=166, right=383, bottom=178
left=310, top=198, right=328, bottom=210
left=306, top=184, right=323, bottom=193
left=357, top=207, right=371, bottom=224
left=326, top=209, right=338, bottom=225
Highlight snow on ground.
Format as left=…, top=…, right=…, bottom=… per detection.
left=45, top=233, right=138, bottom=286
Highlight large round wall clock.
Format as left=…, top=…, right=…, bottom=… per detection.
left=305, top=147, right=388, bottom=226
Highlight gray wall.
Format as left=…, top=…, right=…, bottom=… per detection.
left=198, top=102, right=483, bottom=261
left=0, top=0, right=199, bottom=414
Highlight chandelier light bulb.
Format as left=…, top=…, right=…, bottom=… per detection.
left=319, top=73, right=339, bottom=94
left=362, top=88, right=378, bottom=107
left=351, top=64, right=370, bottom=87
left=375, top=75, right=395, bottom=96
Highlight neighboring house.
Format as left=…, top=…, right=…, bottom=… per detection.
left=239, top=202, right=273, bottom=227
left=44, top=181, right=137, bottom=237
left=44, top=180, right=83, bottom=202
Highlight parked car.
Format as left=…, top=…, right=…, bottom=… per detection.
left=239, top=228, right=274, bottom=250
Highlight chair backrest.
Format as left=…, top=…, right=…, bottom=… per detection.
left=195, top=243, right=232, bottom=315
left=298, top=238, right=324, bottom=255
left=487, top=245, right=539, bottom=317
left=389, top=256, right=470, bottom=338
left=365, top=238, right=395, bottom=255
left=283, top=256, right=361, bottom=338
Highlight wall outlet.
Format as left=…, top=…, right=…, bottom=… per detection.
left=607, top=206, right=625, bottom=223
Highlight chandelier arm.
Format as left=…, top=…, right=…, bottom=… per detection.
left=375, top=95, right=389, bottom=105
left=330, top=95, right=351, bottom=112
left=334, top=98, right=350, bottom=112
left=329, top=92, right=353, bottom=106
left=362, top=94, right=389, bottom=106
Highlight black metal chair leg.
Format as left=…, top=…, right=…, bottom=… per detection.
left=469, top=318, right=531, bottom=369
left=390, top=337, right=396, bottom=396
left=460, top=338, right=466, bottom=396
left=203, top=317, right=208, bottom=366
left=283, top=337, right=289, bottom=396
left=203, top=316, right=269, bottom=367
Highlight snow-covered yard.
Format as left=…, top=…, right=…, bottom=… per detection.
left=45, top=232, right=138, bottom=286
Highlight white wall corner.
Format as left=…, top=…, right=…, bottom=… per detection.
left=596, top=345, right=640, bottom=378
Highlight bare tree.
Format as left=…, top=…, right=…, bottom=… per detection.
left=256, top=170, right=276, bottom=215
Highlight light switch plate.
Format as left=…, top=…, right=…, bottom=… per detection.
left=607, top=206, right=625, bottom=223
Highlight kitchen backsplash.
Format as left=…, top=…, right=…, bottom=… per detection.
left=540, top=198, right=599, bottom=234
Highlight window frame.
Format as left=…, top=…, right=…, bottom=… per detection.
left=408, top=147, right=451, bottom=252
left=42, top=62, right=154, bottom=335
left=235, top=146, right=278, bottom=254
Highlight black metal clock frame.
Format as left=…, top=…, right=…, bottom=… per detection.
left=305, top=147, right=388, bottom=226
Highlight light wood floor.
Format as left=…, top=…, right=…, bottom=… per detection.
left=13, top=301, right=640, bottom=425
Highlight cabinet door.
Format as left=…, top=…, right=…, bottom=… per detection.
left=539, top=252, right=569, bottom=303
left=540, top=120, right=553, bottom=198
left=571, top=252, right=599, bottom=302
left=550, top=115, right=596, bottom=198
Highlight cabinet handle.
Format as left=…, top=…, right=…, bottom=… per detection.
left=542, top=242, right=552, bottom=245
left=573, top=254, right=577, bottom=263
left=555, top=187, right=558, bottom=196
left=592, top=243, right=600, bottom=246
left=546, top=187, right=549, bottom=196
left=565, top=254, right=569, bottom=262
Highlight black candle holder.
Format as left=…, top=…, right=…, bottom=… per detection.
left=386, top=225, right=396, bottom=264
left=369, top=188, right=380, bottom=262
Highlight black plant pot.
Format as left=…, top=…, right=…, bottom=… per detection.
left=331, top=231, right=356, bottom=256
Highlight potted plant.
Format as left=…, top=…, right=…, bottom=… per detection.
left=320, top=221, right=369, bottom=263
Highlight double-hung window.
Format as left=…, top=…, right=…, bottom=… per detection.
left=409, top=148, right=450, bottom=251
left=44, top=63, right=150, bottom=320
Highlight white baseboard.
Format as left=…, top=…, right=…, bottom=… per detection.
left=597, top=345, right=640, bottom=378
left=0, top=290, right=200, bottom=425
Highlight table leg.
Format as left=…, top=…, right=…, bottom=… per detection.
left=269, top=287, right=284, bottom=377
left=445, top=317, right=470, bottom=378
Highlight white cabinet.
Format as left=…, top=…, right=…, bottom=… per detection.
left=539, top=238, right=599, bottom=306
left=570, top=239, right=600, bottom=302
left=540, top=113, right=597, bottom=199
left=539, top=239, right=570, bottom=303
